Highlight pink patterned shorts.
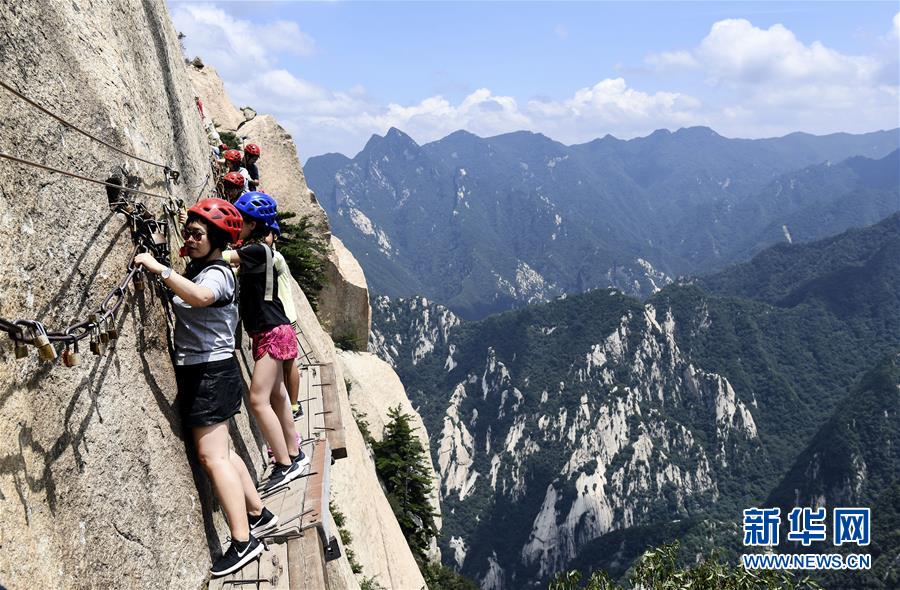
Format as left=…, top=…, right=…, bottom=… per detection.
left=250, top=324, right=298, bottom=361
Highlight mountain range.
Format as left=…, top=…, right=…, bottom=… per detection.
left=306, top=126, right=899, bottom=319
left=368, top=213, right=900, bottom=588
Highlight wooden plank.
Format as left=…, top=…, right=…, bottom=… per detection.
left=288, top=532, right=328, bottom=590
left=318, top=364, right=347, bottom=460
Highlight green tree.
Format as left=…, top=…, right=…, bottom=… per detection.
left=275, top=211, right=328, bottom=310
left=372, top=406, right=438, bottom=562
left=549, top=542, right=824, bottom=590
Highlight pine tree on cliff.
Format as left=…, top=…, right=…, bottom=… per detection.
left=372, top=406, right=438, bottom=562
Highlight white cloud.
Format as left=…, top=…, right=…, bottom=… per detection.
left=696, top=19, right=878, bottom=87
left=175, top=5, right=898, bottom=157
left=645, top=50, right=699, bottom=70
left=171, top=3, right=314, bottom=72
left=527, top=78, right=703, bottom=138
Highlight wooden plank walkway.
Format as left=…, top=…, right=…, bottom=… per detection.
left=210, top=361, right=339, bottom=589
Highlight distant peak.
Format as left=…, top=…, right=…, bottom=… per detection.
left=674, top=126, right=721, bottom=138
left=385, top=126, right=411, bottom=140
left=362, top=127, right=420, bottom=154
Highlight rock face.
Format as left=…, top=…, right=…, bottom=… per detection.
left=238, top=114, right=330, bottom=232
left=0, top=1, right=408, bottom=588
left=185, top=63, right=244, bottom=131
left=0, top=1, right=232, bottom=587
left=284, top=272, right=426, bottom=590
left=320, top=236, right=371, bottom=351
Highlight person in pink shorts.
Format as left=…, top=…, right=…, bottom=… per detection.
left=230, top=192, right=308, bottom=493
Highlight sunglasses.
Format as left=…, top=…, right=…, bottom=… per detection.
left=181, top=228, right=207, bottom=241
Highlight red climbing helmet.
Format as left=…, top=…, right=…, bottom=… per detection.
left=223, top=171, right=245, bottom=188
left=244, top=143, right=261, bottom=156
left=187, top=197, right=243, bottom=244
left=223, top=149, right=243, bottom=163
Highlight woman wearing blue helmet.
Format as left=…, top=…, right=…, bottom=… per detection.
left=229, top=192, right=307, bottom=493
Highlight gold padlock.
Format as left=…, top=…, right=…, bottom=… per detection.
left=133, top=271, right=146, bottom=292
left=89, top=330, right=100, bottom=356
left=32, top=325, right=57, bottom=361
left=38, top=341, right=57, bottom=361
left=99, top=318, right=110, bottom=345
left=107, top=320, right=119, bottom=341
left=14, top=337, right=28, bottom=359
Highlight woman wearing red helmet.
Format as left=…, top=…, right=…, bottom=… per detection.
left=243, top=144, right=261, bottom=190
left=134, top=198, right=277, bottom=577
left=222, top=171, right=247, bottom=202
left=223, top=149, right=250, bottom=191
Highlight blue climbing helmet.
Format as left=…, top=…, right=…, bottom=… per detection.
left=233, top=191, right=278, bottom=227
left=270, top=220, right=281, bottom=236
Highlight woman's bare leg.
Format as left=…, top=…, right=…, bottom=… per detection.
left=271, top=375, right=300, bottom=456
left=194, top=423, right=250, bottom=540
left=283, top=358, right=300, bottom=408
left=248, top=354, right=290, bottom=465
left=228, top=452, right=264, bottom=515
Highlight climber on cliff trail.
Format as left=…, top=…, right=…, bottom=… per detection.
left=133, top=198, right=279, bottom=577
left=266, top=221, right=303, bottom=420
left=223, top=149, right=250, bottom=191
left=229, top=192, right=308, bottom=492
left=222, top=171, right=246, bottom=202
left=243, top=143, right=261, bottom=191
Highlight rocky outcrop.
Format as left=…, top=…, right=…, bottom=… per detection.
left=237, top=114, right=329, bottom=232
left=319, top=236, right=371, bottom=351
left=185, top=63, right=244, bottom=132
left=371, top=291, right=762, bottom=588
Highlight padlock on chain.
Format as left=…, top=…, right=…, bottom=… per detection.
left=106, top=316, right=119, bottom=342
left=133, top=270, right=146, bottom=292
left=32, top=324, right=57, bottom=361
left=98, top=317, right=110, bottom=345
left=13, top=330, right=29, bottom=360
left=89, top=328, right=105, bottom=356
left=62, top=341, right=80, bottom=367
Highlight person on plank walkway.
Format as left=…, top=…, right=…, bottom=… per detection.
left=134, top=198, right=279, bottom=577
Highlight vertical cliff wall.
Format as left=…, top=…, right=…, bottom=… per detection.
left=0, top=2, right=431, bottom=587
left=0, top=0, right=233, bottom=587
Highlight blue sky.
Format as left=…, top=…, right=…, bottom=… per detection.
left=169, top=1, right=900, bottom=159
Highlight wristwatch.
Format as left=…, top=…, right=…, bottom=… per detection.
left=161, top=267, right=173, bottom=280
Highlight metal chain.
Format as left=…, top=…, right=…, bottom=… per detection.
left=0, top=178, right=171, bottom=364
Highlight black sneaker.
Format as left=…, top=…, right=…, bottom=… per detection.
left=261, top=461, right=302, bottom=493
left=249, top=508, right=279, bottom=536
left=209, top=536, right=263, bottom=577
left=292, top=404, right=304, bottom=419
left=290, top=449, right=311, bottom=471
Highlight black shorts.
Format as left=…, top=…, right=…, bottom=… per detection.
left=174, top=357, right=244, bottom=428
